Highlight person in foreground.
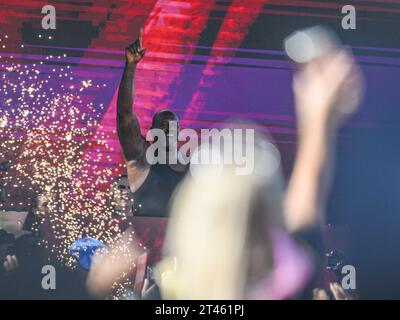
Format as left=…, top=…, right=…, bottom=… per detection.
left=156, top=48, right=363, bottom=299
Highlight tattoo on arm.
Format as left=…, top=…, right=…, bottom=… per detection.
left=116, top=63, right=148, bottom=164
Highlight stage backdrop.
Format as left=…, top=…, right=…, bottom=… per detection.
left=0, top=1, right=399, bottom=226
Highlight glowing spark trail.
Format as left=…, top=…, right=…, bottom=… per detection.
left=0, top=35, right=130, bottom=266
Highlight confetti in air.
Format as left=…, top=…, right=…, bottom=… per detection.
left=0, top=34, right=129, bottom=266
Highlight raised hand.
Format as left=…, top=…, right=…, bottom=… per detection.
left=125, top=28, right=147, bottom=65
left=293, top=49, right=363, bottom=133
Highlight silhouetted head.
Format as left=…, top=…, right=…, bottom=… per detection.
left=151, top=109, right=179, bottom=132
left=151, top=110, right=180, bottom=148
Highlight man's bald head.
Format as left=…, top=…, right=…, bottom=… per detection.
left=151, top=109, right=179, bottom=133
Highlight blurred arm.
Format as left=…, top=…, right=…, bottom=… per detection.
left=284, top=50, right=362, bottom=233
left=285, top=115, right=333, bottom=232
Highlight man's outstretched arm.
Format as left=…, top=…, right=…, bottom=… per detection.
left=117, top=28, right=148, bottom=163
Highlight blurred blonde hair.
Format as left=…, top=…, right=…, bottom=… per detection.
left=159, top=137, right=284, bottom=299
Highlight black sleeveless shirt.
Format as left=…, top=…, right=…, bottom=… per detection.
left=132, top=163, right=187, bottom=217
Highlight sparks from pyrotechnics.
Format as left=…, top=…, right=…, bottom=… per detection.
left=0, top=34, right=141, bottom=268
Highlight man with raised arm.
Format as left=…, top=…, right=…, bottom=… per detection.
left=116, top=29, right=186, bottom=217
